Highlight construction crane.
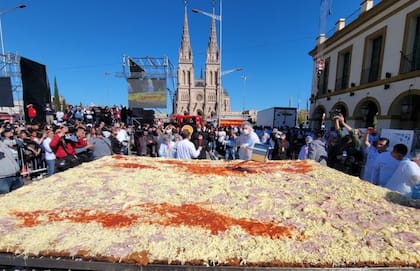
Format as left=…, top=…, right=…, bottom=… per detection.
left=192, top=8, right=221, bottom=21
left=104, top=71, right=125, bottom=78
left=316, top=0, right=333, bottom=75
left=222, top=67, right=242, bottom=76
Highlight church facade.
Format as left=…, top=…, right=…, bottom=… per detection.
left=173, top=3, right=231, bottom=120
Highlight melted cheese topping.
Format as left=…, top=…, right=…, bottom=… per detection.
left=0, top=156, right=419, bottom=267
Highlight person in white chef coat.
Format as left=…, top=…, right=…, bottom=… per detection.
left=385, top=152, right=420, bottom=198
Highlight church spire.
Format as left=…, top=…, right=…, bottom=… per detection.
left=206, top=1, right=219, bottom=64
left=179, top=0, right=193, bottom=63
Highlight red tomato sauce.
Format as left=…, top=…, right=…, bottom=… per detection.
left=11, top=202, right=295, bottom=239
left=113, top=163, right=156, bottom=169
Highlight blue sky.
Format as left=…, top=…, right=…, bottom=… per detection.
left=3, top=0, right=367, bottom=113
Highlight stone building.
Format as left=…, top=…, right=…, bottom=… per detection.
left=309, top=0, right=420, bottom=131
left=173, top=3, right=230, bottom=120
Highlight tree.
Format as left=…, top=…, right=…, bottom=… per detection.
left=62, top=99, right=67, bottom=112
left=297, top=109, right=308, bottom=126
left=53, top=77, right=61, bottom=111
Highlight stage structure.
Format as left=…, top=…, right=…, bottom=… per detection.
left=0, top=52, right=24, bottom=119
left=19, top=57, right=51, bottom=124
left=122, top=55, right=176, bottom=111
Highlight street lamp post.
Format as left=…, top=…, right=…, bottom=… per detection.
left=219, top=0, right=222, bottom=125
left=192, top=0, right=222, bottom=126
left=241, top=74, right=247, bottom=114
left=0, top=3, right=26, bottom=75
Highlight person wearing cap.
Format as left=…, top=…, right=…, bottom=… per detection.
left=236, top=121, right=260, bottom=161
left=1, top=127, right=18, bottom=161
left=0, top=140, right=24, bottom=194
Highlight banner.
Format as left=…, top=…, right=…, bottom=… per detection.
left=128, top=78, right=166, bottom=108
left=20, top=57, right=51, bottom=123
left=0, top=77, right=13, bottom=107
left=381, top=129, right=414, bottom=154
left=412, top=129, right=420, bottom=154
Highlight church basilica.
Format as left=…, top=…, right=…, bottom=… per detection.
left=173, top=3, right=231, bottom=120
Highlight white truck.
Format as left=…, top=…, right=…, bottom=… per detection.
left=256, top=107, right=297, bottom=128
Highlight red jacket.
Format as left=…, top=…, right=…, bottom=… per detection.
left=50, top=135, right=76, bottom=159
left=28, top=107, right=37, bottom=118
left=74, top=137, right=88, bottom=149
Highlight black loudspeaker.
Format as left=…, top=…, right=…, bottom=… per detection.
left=0, top=77, right=13, bottom=107
left=20, top=57, right=51, bottom=123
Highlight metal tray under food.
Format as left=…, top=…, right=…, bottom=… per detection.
left=0, top=253, right=417, bottom=271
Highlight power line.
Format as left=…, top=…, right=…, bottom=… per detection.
left=50, top=62, right=121, bottom=72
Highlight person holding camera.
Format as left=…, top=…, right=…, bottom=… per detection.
left=361, top=127, right=389, bottom=183
left=50, top=126, right=77, bottom=157
left=49, top=125, right=80, bottom=172
left=74, top=126, right=93, bottom=162
left=332, top=114, right=363, bottom=176
left=0, top=140, right=24, bottom=194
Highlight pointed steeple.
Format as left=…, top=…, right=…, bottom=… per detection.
left=206, top=4, right=219, bottom=64
left=179, top=0, right=193, bottom=63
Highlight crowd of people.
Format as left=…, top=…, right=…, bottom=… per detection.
left=0, top=104, right=419, bottom=199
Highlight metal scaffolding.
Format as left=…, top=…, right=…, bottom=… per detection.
left=122, top=55, right=177, bottom=110
left=0, top=52, right=24, bottom=119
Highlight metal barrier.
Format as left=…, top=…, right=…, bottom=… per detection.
left=18, top=145, right=47, bottom=178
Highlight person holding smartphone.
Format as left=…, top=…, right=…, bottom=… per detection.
left=361, top=127, right=389, bottom=183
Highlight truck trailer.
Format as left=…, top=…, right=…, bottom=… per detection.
left=256, top=107, right=297, bottom=128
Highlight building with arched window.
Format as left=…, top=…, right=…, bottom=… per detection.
left=309, top=0, right=420, bottom=131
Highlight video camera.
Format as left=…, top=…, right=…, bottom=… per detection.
left=67, top=125, right=76, bottom=134
left=64, top=134, right=78, bottom=143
